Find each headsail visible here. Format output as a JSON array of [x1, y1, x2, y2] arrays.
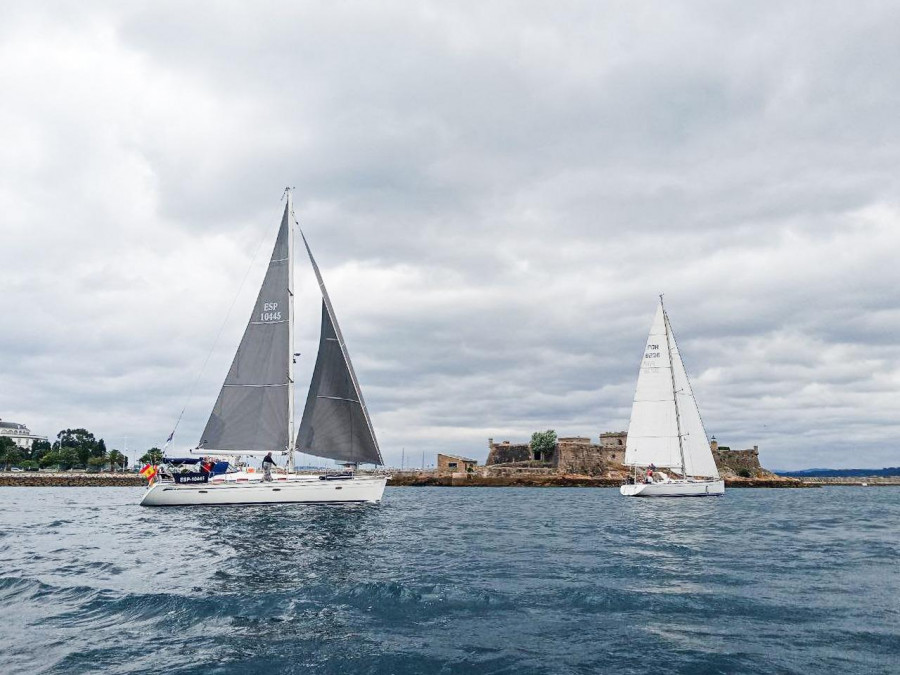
[[199, 204, 291, 452], [668, 312, 719, 478], [295, 232, 383, 465], [624, 301, 719, 478]]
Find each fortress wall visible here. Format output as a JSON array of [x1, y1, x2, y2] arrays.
[[713, 448, 767, 478], [486, 441, 532, 465]]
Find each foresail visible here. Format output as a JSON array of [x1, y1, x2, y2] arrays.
[[199, 204, 291, 452], [295, 232, 383, 465], [668, 314, 719, 478], [625, 304, 683, 469]]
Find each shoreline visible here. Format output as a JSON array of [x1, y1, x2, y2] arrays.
[[1, 472, 896, 488], [385, 474, 824, 488]]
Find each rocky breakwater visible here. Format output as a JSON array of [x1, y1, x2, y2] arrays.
[[0, 472, 146, 487], [723, 476, 813, 488], [389, 470, 812, 489], [388, 472, 622, 488]]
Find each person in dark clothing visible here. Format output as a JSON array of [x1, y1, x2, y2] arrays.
[[262, 452, 276, 482]]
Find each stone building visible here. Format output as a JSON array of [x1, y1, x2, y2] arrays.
[[485, 439, 533, 466], [0, 419, 47, 450], [485, 431, 768, 477], [710, 438, 767, 477], [436, 453, 478, 475], [486, 435, 625, 476]]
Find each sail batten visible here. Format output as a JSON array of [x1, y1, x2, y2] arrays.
[[624, 302, 719, 478]]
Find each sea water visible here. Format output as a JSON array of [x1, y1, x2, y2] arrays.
[[0, 486, 897, 674]]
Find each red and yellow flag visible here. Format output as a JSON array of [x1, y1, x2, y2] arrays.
[[140, 464, 158, 483]]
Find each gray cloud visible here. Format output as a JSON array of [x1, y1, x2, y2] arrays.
[[1, 1, 899, 470]]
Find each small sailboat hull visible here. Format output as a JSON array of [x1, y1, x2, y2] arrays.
[[140, 475, 387, 507], [620, 479, 724, 497]]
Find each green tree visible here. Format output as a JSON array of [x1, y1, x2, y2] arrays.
[[139, 448, 163, 464], [57, 447, 79, 470], [0, 437, 22, 470], [530, 430, 558, 462], [87, 456, 108, 471], [39, 451, 60, 469], [92, 438, 107, 458], [108, 449, 126, 472], [29, 439, 52, 462], [55, 428, 102, 468]]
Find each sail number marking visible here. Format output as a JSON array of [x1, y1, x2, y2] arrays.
[[261, 302, 282, 322], [644, 344, 660, 359]]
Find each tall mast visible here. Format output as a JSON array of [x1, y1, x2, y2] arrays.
[[661, 295, 687, 478], [286, 187, 296, 472]]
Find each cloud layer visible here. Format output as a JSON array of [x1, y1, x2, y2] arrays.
[[2, 1, 898, 469]]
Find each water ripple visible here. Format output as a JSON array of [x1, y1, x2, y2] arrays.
[[0, 486, 897, 674]]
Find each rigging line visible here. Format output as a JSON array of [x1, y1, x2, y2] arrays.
[[165, 204, 280, 446]]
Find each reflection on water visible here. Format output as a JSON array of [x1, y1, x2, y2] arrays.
[[0, 486, 897, 674]]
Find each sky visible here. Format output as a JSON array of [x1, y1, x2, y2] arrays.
[[1, 1, 898, 470]]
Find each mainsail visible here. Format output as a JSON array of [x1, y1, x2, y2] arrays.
[[199, 204, 292, 452], [295, 231, 383, 465], [624, 301, 719, 478]]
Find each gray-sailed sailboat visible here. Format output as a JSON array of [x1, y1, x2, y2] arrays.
[[141, 190, 387, 506]]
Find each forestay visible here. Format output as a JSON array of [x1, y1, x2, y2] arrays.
[[199, 204, 291, 452], [295, 232, 383, 465]]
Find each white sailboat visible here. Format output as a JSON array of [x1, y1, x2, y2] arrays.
[[620, 297, 724, 497], [141, 190, 387, 506]]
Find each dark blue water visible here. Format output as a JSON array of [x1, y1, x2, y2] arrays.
[[0, 486, 897, 674]]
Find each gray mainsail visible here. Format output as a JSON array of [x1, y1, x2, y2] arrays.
[[200, 204, 291, 452], [295, 232, 383, 465]]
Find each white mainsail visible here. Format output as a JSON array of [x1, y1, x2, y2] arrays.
[[624, 300, 719, 479]]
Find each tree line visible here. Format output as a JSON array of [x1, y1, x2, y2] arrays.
[[0, 428, 163, 471]]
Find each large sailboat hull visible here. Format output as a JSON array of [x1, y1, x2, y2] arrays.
[[140, 475, 387, 507], [620, 479, 724, 497]]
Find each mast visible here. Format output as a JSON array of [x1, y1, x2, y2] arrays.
[[661, 295, 687, 478], [286, 187, 296, 472]]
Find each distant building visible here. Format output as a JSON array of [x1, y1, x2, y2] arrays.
[[0, 419, 48, 450], [486, 434, 626, 476], [437, 453, 478, 475], [710, 437, 766, 477]]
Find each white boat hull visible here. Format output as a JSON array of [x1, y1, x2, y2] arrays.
[[140, 475, 387, 507], [620, 479, 724, 497]]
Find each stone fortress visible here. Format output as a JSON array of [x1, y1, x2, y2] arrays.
[[482, 433, 769, 478]]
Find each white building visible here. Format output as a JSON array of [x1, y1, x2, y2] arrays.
[[0, 419, 48, 450]]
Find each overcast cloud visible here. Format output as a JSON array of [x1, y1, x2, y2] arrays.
[[1, 1, 898, 470]]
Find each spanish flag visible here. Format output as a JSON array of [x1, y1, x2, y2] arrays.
[[140, 464, 158, 483]]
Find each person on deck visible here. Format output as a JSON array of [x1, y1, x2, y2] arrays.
[[645, 463, 655, 484], [262, 452, 276, 482]]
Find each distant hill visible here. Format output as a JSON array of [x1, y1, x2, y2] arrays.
[[776, 467, 900, 478]]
